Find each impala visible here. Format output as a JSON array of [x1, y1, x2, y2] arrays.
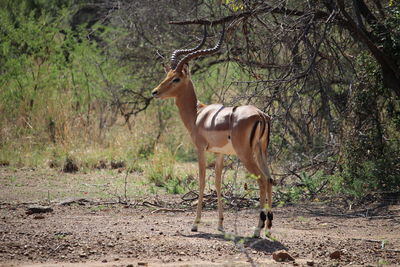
[[151, 26, 274, 238]]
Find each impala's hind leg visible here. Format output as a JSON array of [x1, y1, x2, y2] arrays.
[[265, 167, 273, 231], [234, 156, 267, 238], [230, 120, 271, 238], [253, 176, 268, 238]]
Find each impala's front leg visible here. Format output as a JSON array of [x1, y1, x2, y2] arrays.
[[192, 149, 206, 232], [215, 153, 224, 232]]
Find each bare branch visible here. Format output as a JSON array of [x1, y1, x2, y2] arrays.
[[169, 4, 332, 26]]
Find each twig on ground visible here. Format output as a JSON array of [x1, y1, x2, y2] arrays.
[[181, 190, 199, 202], [151, 208, 187, 213], [351, 238, 383, 243], [58, 198, 92, 206], [142, 201, 162, 208], [306, 209, 400, 219]]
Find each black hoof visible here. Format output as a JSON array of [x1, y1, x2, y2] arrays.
[[267, 211, 273, 228]]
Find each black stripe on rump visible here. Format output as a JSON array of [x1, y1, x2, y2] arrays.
[[259, 113, 270, 152], [249, 120, 260, 148], [260, 116, 266, 139], [264, 114, 271, 148]]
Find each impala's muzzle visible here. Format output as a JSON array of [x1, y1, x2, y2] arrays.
[[152, 89, 159, 98]]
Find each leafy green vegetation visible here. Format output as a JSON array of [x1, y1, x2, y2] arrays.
[[0, 0, 399, 202]]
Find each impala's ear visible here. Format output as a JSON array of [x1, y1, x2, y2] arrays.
[[163, 64, 171, 74], [182, 63, 190, 76]]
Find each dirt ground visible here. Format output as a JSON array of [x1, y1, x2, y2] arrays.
[[1, 168, 399, 266]]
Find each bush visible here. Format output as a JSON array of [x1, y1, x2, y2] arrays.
[[336, 52, 400, 198]]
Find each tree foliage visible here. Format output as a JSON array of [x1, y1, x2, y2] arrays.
[[0, 0, 399, 198]]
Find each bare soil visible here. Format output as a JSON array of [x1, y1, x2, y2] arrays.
[[1, 168, 399, 266]]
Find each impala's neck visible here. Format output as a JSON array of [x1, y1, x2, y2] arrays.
[[175, 80, 198, 133]]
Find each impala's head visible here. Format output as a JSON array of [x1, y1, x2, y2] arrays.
[[152, 25, 225, 99], [151, 64, 191, 99]]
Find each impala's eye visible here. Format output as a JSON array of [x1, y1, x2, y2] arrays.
[[172, 78, 180, 83]]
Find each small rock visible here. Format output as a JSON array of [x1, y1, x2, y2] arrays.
[[126, 265, 134, 267], [329, 250, 342, 260], [272, 250, 295, 262], [33, 215, 45, 219], [137, 262, 148, 266], [101, 259, 107, 263], [307, 260, 314, 266]]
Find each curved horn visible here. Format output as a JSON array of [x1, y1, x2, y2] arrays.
[[175, 24, 225, 73], [170, 25, 207, 69]]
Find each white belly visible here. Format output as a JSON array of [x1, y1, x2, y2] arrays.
[[207, 140, 236, 155]]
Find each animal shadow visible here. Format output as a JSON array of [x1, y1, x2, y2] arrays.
[[180, 231, 287, 253]]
